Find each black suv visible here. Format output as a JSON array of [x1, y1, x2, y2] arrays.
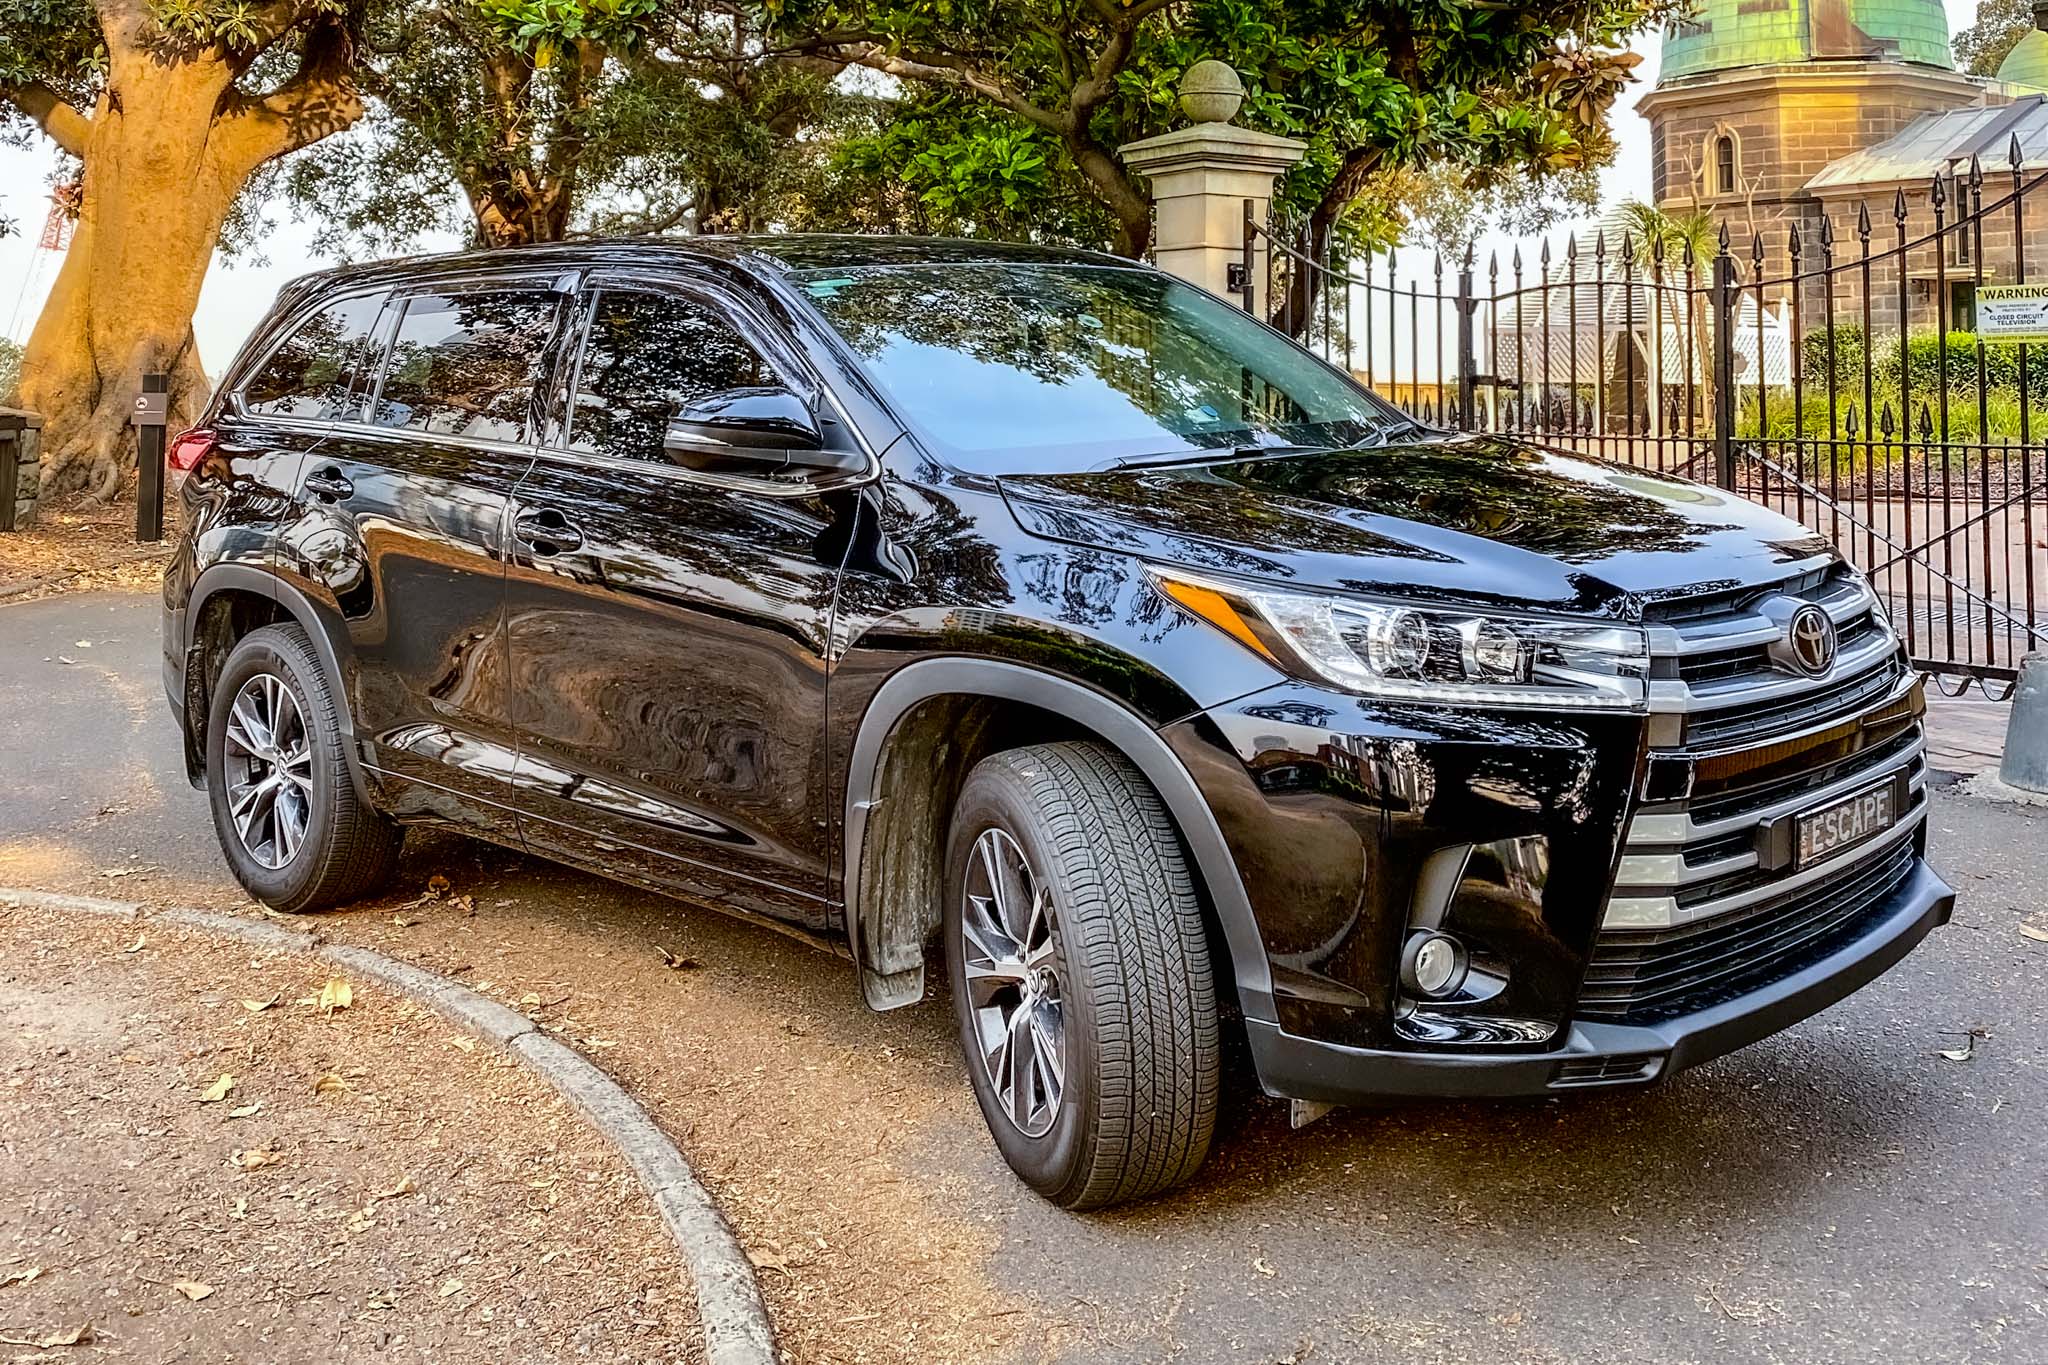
[[163, 237, 1955, 1208]]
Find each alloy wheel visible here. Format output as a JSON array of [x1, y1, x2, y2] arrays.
[[221, 672, 314, 870], [960, 826, 1067, 1138]]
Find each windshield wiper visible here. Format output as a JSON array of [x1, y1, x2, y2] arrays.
[[1348, 415, 1432, 449]]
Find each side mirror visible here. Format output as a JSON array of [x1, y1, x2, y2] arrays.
[[662, 386, 864, 477]]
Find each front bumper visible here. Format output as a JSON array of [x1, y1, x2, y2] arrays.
[[1246, 857, 1954, 1102]]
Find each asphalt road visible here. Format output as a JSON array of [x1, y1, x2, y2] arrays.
[[4, 590, 2044, 1365]]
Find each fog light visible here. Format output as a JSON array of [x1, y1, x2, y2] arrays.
[[1401, 930, 1469, 1000]]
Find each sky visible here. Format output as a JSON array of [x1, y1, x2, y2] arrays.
[[0, 0, 1991, 378]]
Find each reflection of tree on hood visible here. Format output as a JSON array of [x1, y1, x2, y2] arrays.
[[1231, 441, 1730, 562]]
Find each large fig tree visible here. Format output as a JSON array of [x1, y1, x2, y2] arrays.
[[768, 0, 1668, 281], [2, 0, 370, 500]]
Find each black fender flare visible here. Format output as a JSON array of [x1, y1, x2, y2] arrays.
[[183, 562, 378, 809], [841, 657, 1276, 1025]]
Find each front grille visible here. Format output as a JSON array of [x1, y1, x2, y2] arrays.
[[1587, 566, 1929, 1026], [1583, 837, 1917, 1023], [1684, 653, 1904, 749]]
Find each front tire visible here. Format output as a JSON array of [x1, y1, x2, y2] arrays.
[[204, 624, 402, 912], [945, 742, 1220, 1209]]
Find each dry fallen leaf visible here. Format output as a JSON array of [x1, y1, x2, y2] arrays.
[[318, 979, 353, 1014], [198, 1074, 235, 1103], [393, 914, 420, 928], [581, 1037, 619, 1050], [172, 1281, 215, 1302], [227, 1102, 262, 1119], [241, 994, 280, 1013], [234, 1147, 283, 1170], [0, 1266, 43, 1289], [2020, 924, 2048, 944], [438, 1278, 464, 1299], [371, 1175, 415, 1202], [313, 1073, 350, 1095], [447, 1036, 476, 1053], [122, 932, 146, 952], [0, 1322, 95, 1349], [1253, 1256, 1276, 1277]]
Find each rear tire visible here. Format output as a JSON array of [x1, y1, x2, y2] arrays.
[[945, 741, 1220, 1209], [205, 623, 402, 912]]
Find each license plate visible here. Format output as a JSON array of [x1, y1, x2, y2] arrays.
[[1795, 780, 1898, 869]]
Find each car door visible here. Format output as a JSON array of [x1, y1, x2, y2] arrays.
[[282, 277, 572, 839], [501, 275, 865, 927]]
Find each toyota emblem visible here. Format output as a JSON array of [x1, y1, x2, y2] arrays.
[[1787, 604, 1837, 676]]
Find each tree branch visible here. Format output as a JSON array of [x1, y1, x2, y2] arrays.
[[0, 81, 92, 158], [812, 38, 1064, 134]]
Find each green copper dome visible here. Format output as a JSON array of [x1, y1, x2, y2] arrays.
[[1998, 28, 2048, 91], [1661, 0, 1955, 81]]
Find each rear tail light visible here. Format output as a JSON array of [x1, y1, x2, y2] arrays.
[[167, 427, 217, 472]]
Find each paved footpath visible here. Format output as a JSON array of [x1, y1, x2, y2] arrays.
[[5, 590, 2046, 1365]]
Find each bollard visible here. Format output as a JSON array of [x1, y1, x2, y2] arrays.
[[133, 372, 168, 543], [2001, 653, 2048, 795]]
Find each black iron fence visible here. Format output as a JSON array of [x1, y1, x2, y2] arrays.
[[1245, 150, 2048, 687]]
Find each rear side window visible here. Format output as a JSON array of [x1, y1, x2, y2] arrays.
[[239, 293, 384, 421], [567, 289, 771, 463], [370, 289, 562, 442]]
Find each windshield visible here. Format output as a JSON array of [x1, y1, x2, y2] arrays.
[[791, 262, 1405, 473]]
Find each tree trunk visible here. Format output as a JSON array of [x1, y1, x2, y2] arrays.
[[17, 55, 246, 500], [15, 18, 358, 503]]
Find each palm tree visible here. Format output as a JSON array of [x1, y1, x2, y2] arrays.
[[1616, 199, 1721, 435]]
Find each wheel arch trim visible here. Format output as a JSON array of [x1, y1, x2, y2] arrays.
[[842, 657, 1275, 1024], [183, 562, 376, 809]]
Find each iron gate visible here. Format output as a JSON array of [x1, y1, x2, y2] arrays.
[[1243, 151, 2048, 687]]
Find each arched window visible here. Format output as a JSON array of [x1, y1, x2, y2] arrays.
[[1715, 135, 1737, 195]]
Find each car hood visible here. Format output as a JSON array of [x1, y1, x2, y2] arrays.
[[997, 435, 1836, 620]]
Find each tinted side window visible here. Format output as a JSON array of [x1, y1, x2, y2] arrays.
[[568, 289, 770, 463], [239, 293, 384, 421], [372, 290, 561, 442]]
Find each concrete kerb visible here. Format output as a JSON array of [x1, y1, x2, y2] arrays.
[[0, 886, 779, 1365]]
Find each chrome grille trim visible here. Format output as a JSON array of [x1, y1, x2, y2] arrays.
[[1642, 574, 1874, 659], [1603, 800, 1925, 930], [1584, 566, 1929, 1018], [1622, 733, 1927, 850], [1644, 629, 1898, 717]]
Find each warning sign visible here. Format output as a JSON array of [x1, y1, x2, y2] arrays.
[[1976, 283, 2048, 341]]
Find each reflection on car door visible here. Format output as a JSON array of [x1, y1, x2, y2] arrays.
[[221, 289, 388, 577], [281, 281, 570, 840], [502, 280, 858, 927]]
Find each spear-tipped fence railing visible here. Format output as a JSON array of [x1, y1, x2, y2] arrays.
[[1244, 146, 2048, 685]]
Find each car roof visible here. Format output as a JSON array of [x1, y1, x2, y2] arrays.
[[287, 233, 1140, 298]]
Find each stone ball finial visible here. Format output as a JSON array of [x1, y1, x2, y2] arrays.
[[1179, 60, 1244, 124]]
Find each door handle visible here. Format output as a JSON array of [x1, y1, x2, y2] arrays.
[[513, 507, 585, 556], [303, 467, 353, 501]]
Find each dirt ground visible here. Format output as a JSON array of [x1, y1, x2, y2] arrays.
[[0, 493, 175, 604], [0, 903, 701, 1363]]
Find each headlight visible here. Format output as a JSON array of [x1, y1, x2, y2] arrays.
[[1149, 567, 1649, 712]]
